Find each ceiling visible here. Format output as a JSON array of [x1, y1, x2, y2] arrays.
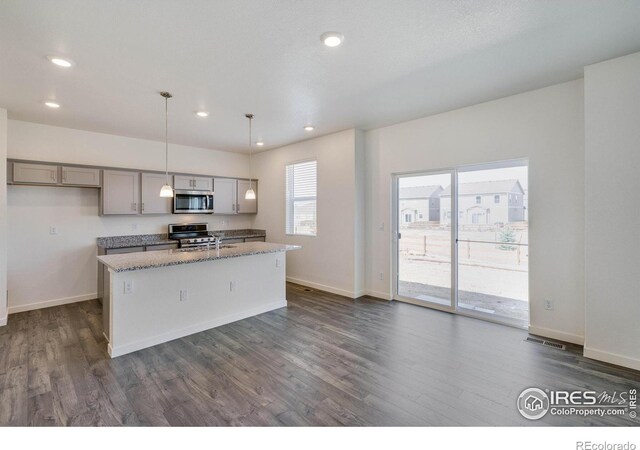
[[1, 0, 640, 153]]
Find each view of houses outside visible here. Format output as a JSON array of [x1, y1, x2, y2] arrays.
[[398, 166, 528, 325]]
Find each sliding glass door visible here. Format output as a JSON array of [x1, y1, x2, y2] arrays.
[[396, 171, 454, 310], [395, 161, 529, 327], [456, 164, 528, 327]]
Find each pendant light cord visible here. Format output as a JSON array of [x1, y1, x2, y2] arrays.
[[165, 95, 169, 183], [247, 114, 253, 189]]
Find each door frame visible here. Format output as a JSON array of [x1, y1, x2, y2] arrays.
[[392, 168, 457, 314], [391, 158, 529, 329]]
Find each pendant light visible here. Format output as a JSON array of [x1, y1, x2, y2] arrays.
[[159, 91, 174, 198], [244, 113, 256, 200]]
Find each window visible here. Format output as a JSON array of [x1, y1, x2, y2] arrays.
[[475, 196, 481, 204], [494, 195, 500, 204], [286, 160, 317, 236], [405, 214, 412, 223]]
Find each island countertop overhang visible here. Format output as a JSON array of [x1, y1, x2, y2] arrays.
[[97, 241, 301, 273]]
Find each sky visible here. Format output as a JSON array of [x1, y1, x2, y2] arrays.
[[398, 165, 528, 191]]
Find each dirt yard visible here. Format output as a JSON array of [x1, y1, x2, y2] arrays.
[[398, 224, 528, 322]]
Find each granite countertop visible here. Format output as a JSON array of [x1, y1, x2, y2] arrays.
[[97, 241, 300, 272], [96, 229, 267, 249]]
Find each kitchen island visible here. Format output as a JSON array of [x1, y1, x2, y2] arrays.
[[97, 241, 300, 357]]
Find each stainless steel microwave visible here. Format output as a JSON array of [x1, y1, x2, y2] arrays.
[[173, 190, 214, 214]]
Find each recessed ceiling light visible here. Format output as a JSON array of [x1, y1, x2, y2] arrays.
[[256, 141, 264, 146], [195, 111, 209, 117], [320, 32, 344, 47], [45, 101, 60, 108], [304, 125, 315, 131], [47, 56, 74, 67]]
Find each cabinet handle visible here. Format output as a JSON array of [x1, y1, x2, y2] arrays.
[[141, 203, 145, 212], [131, 202, 136, 211], [232, 204, 235, 211], [61, 171, 66, 182], [237, 203, 240, 213]]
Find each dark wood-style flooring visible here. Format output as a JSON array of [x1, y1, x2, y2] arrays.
[[1, 283, 638, 426]]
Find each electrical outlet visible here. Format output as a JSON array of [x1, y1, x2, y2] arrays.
[[131, 223, 138, 231], [229, 281, 235, 292], [49, 226, 58, 235], [221, 220, 227, 226], [379, 222, 385, 231], [545, 299, 554, 311], [276, 258, 281, 268], [179, 289, 188, 302], [123, 280, 134, 294], [378, 272, 384, 281]]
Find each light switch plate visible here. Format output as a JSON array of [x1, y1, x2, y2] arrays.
[[123, 280, 134, 294]]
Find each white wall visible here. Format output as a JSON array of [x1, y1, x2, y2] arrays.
[[584, 52, 640, 370], [6, 121, 252, 313], [252, 129, 365, 297], [365, 80, 586, 344], [8, 120, 249, 177], [0, 109, 7, 326]]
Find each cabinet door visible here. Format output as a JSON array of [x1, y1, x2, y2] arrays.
[[145, 243, 178, 251], [102, 170, 140, 215], [13, 162, 58, 184], [173, 175, 193, 190], [106, 246, 144, 254], [236, 179, 258, 214], [193, 176, 213, 191], [213, 178, 237, 214], [141, 172, 172, 214], [61, 166, 100, 186]]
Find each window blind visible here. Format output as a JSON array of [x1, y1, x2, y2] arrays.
[[286, 160, 317, 236]]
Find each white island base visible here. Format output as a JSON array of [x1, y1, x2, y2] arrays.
[[104, 251, 287, 358]]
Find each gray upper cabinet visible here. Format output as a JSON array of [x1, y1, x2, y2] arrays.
[[193, 176, 212, 191], [237, 179, 258, 214], [174, 175, 213, 191], [173, 175, 193, 190], [12, 162, 58, 184], [213, 178, 237, 214], [141, 172, 172, 214], [102, 170, 140, 215], [61, 166, 100, 186]]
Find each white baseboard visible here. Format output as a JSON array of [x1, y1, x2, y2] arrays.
[[584, 346, 640, 371], [363, 289, 393, 301], [0, 313, 7, 327], [8, 292, 97, 314], [528, 325, 584, 345], [286, 277, 359, 299], [109, 300, 287, 358]]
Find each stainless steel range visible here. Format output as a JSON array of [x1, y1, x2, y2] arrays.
[[168, 222, 220, 248]]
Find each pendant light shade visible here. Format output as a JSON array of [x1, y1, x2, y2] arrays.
[[159, 91, 173, 198], [160, 183, 174, 197], [245, 188, 256, 200], [245, 113, 255, 200]]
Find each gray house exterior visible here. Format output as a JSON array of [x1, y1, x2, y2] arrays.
[[440, 180, 525, 225], [399, 185, 443, 224]]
